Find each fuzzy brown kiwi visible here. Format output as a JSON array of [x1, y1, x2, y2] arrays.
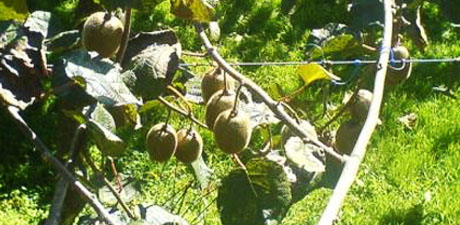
[[349, 89, 373, 122], [175, 128, 203, 163], [280, 119, 318, 148], [145, 123, 177, 162], [386, 45, 412, 85], [205, 90, 235, 130], [213, 109, 252, 154], [335, 119, 362, 155], [82, 12, 124, 58], [201, 68, 235, 104]]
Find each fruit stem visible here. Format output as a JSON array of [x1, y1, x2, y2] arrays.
[[280, 101, 301, 124], [116, 8, 131, 64], [231, 83, 244, 116], [167, 85, 194, 116]]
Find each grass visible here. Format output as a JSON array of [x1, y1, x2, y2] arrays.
[[1, 0, 460, 224]]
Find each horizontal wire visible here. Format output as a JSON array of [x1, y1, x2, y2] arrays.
[[180, 57, 460, 67]]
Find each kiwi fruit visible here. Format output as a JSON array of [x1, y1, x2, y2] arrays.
[[386, 45, 412, 85], [349, 89, 373, 122], [175, 128, 203, 163], [201, 68, 235, 104], [280, 119, 318, 148], [145, 123, 177, 162], [205, 90, 235, 130], [82, 12, 124, 58], [335, 119, 362, 155], [213, 109, 252, 154]]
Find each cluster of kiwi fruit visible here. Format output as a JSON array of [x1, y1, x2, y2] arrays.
[[202, 67, 252, 154], [145, 123, 203, 163], [82, 12, 124, 58], [335, 89, 373, 154]]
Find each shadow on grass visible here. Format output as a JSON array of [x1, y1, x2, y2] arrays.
[[430, 126, 460, 160], [379, 203, 424, 225]]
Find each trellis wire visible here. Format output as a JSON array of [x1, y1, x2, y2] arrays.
[[180, 57, 460, 67]]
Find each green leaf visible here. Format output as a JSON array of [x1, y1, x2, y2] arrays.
[[108, 104, 142, 130], [61, 109, 86, 124], [296, 63, 340, 86], [218, 159, 292, 225], [54, 50, 142, 107], [170, 0, 215, 22], [98, 176, 140, 206], [0, 0, 28, 21], [284, 137, 325, 173], [307, 23, 362, 59], [188, 155, 213, 190], [126, 44, 179, 100], [24, 11, 62, 39], [45, 30, 81, 53], [89, 103, 116, 132], [87, 118, 126, 157]]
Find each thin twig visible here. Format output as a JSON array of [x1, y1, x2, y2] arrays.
[[5, 106, 118, 225], [194, 23, 344, 163], [318, 0, 393, 224], [82, 153, 138, 220], [182, 51, 208, 57], [116, 8, 132, 63], [158, 96, 209, 129]]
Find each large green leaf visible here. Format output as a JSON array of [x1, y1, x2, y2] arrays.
[[97, 0, 143, 10], [54, 50, 142, 107], [24, 11, 62, 39], [0, 0, 28, 21], [170, 0, 215, 22], [218, 159, 292, 225], [87, 118, 126, 157]]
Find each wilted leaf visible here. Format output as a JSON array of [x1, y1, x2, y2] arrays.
[[24, 11, 61, 39], [284, 137, 325, 173], [0, 0, 28, 21], [45, 30, 81, 53], [0, 20, 46, 110], [87, 118, 126, 157], [297, 63, 340, 86], [188, 155, 213, 190], [170, 0, 215, 22], [398, 112, 417, 129], [54, 50, 142, 107], [218, 159, 292, 225]]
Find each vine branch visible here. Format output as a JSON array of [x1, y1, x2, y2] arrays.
[[5, 106, 118, 225], [194, 23, 345, 163], [318, 0, 394, 224], [116, 8, 132, 63]]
